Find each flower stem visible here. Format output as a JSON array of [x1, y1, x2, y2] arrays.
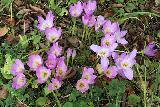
[[52, 91, 61, 107], [72, 18, 76, 36], [82, 25, 86, 40]]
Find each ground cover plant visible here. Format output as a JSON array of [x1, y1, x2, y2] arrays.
[[0, 0, 160, 107]]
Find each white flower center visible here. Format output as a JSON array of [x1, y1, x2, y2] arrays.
[[98, 48, 109, 57]]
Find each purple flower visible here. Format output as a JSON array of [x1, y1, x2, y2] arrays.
[[12, 73, 26, 90], [76, 79, 89, 93], [48, 78, 61, 91], [11, 59, 25, 76], [47, 42, 62, 57], [81, 67, 96, 84], [45, 54, 57, 70], [45, 27, 62, 43], [115, 49, 137, 80], [37, 11, 54, 31], [103, 20, 119, 35], [90, 44, 117, 70], [144, 42, 157, 57], [27, 55, 43, 71], [69, 1, 83, 17], [114, 30, 128, 45], [56, 57, 67, 79], [101, 34, 117, 48], [103, 66, 118, 78], [82, 14, 90, 25], [67, 48, 73, 59], [95, 15, 105, 31], [36, 66, 51, 84], [88, 15, 96, 27], [83, 0, 97, 15]]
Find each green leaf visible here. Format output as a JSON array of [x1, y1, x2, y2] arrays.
[[44, 86, 51, 96], [59, 8, 68, 16], [116, 0, 124, 3], [125, 2, 136, 11], [33, 35, 41, 45], [1, 54, 13, 79], [68, 0, 77, 5], [69, 89, 80, 102], [31, 80, 38, 88], [128, 94, 140, 105], [36, 97, 48, 106], [63, 102, 73, 107], [108, 79, 126, 96], [80, 101, 87, 107]]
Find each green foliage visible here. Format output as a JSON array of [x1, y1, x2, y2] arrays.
[[0, 0, 12, 12], [125, 2, 136, 12], [128, 94, 140, 106], [108, 79, 126, 96], [63, 102, 73, 107], [116, 0, 124, 3], [36, 97, 48, 106], [1, 54, 13, 79], [69, 89, 80, 102]]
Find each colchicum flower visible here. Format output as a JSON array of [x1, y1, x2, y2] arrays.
[[27, 55, 43, 71], [144, 42, 157, 57], [95, 15, 105, 31], [11, 59, 25, 75], [48, 78, 62, 91], [76, 79, 89, 93], [101, 34, 117, 48], [37, 11, 54, 31], [115, 49, 137, 80], [88, 15, 96, 27], [45, 27, 62, 43], [83, 0, 97, 15], [103, 20, 119, 35], [82, 14, 90, 25], [90, 44, 117, 70], [56, 57, 67, 79], [67, 48, 73, 60], [103, 66, 118, 78], [47, 42, 62, 57], [69, 1, 83, 17], [36, 66, 51, 84], [114, 30, 128, 45], [45, 54, 57, 70], [12, 73, 26, 90], [81, 67, 96, 84]]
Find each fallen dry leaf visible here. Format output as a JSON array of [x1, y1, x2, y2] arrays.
[[0, 26, 8, 37], [17, 9, 31, 15], [0, 87, 8, 100], [63, 68, 77, 80], [113, 3, 123, 8], [7, 18, 16, 26], [30, 5, 46, 16]]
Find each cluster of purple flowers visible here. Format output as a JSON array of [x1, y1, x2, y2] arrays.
[[69, 0, 137, 80], [11, 59, 26, 89], [10, 0, 158, 93], [76, 67, 96, 93], [37, 11, 62, 43], [10, 11, 77, 91]]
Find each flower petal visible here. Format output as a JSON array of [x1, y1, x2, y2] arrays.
[[101, 57, 109, 71], [123, 68, 133, 80]]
